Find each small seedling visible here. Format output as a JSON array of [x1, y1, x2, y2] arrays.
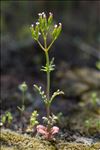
[[85, 119, 91, 129], [91, 92, 99, 107], [90, 92, 100, 115], [1, 111, 13, 128], [30, 12, 64, 140], [30, 110, 39, 127], [18, 82, 28, 115], [85, 118, 100, 134]]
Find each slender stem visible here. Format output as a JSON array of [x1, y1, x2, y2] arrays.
[[37, 40, 45, 51], [22, 91, 25, 107], [45, 51, 50, 101], [44, 38, 50, 121], [47, 39, 55, 51]]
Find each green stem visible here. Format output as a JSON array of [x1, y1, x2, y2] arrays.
[[45, 51, 50, 101], [22, 91, 25, 107], [37, 40, 45, 51], [47, 39, 55, 51], [44, 38, 50, 121]]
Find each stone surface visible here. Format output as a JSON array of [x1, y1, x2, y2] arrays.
[[55, 64, 100, 98]]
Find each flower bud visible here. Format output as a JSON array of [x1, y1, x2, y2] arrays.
[[34, 23, 40, 40], [19, 82, 28, 92], [38, 13, 42, 16], [36, 22, 40, 25], [48, 12, 53, 26], [54, 24, 58, 28], [56, 23, 62, 38], [31, 24, 34, 27], [52, 25, 58, 40]]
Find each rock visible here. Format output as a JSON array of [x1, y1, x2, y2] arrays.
[[55, 64, 100, 98], [68, 108, 100, 135], [81, 91, 100, 102]]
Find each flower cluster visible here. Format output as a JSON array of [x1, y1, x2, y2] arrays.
[[30, 12, 62, 48]]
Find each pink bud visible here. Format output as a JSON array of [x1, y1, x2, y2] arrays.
[[36, 125, 47, 135], [36, 125, 59, 140], [51, 126, 59, 135]]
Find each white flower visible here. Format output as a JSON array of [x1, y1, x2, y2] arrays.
[[54, 24, 57, 28], [31, 24, 34, 27], [59, 23, 62, 26], [36, 22, 40, 25]]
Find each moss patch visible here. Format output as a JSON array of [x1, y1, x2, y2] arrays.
[[0, 129, 55, 150], [0, 129, 100, 150]]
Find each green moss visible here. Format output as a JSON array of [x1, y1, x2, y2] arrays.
[[1, 145, 17, 150], [0, 129, 55, 150], [0, 129, 100, 150], [57, 142, 100, 150]]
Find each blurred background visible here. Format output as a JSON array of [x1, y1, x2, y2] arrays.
[[1, 1, 100, 113]]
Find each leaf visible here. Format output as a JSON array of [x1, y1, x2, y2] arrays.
[[1, 115, 6, 124], [34, 84, 48, 104], [17, 105, 25, 112], [50, 89, 64, 104], [41, 57, 55, 72]]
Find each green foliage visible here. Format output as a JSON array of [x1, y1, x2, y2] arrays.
[[41, 57, 55, 72], [30, 12, 62, 52], [17, 105, 25, 113], [31, 12, 64, 131], [30, 111, 39, 127], [1, 111, 13, 125], [42, 114, 58, 126], [34, 84, 47, 104], [52, 23, 62, 40], [85, 118, 100, 131], [84, 119, 91, 129], [91, 92, 99, 107], [50, 89, 64, 104], [33, 85, 64, 106]]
